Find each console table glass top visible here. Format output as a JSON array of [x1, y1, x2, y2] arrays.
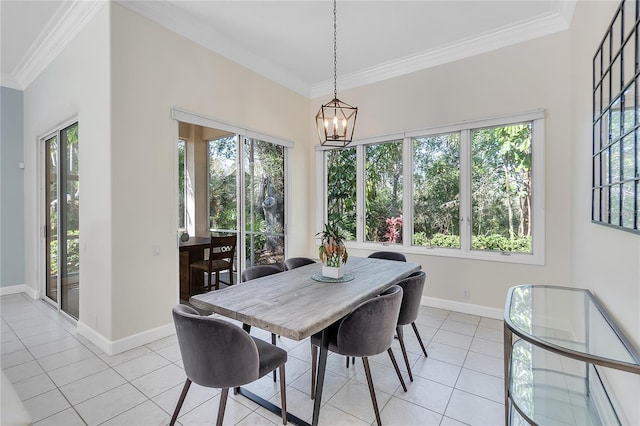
[[505, 285, 640, 371], [503, 285, 640, 426]]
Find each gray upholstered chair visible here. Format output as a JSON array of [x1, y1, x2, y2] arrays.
[[283, 257, 316, 270], [346, 250, 406, 369], [310, 286, 406, 426], [395, 270, 428, 382], [241, 264, 284, 381], [171, 304, 287, 426], [368, 251, 407, 262], [241, 264, 284, 281]]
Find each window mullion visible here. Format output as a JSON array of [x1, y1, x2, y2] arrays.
[[402, 136, 412, 247], [356, 144, 365, 243], [315, 150, 327, 234], [459, 129, 472, 254]]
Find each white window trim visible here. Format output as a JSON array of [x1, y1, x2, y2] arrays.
[[317, 110, 545, 266]]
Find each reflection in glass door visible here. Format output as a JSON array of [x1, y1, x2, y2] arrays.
[[206, 135, 286, 268], [244, 138, 285, 266], [44, 122, 80, 319]]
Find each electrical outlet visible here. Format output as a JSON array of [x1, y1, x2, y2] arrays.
[[463, 288, 470, 299], [152, 245, 161, 256]]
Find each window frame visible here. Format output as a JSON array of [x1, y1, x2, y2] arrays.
[[317, 110, 545, 265]]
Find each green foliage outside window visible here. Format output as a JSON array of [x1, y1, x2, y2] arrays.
[[413, 133, 460, 248], [365, 141, 403, 242], [325, 120, 534, 254], [472, 123, 532, 253], [327, 147, 357, 238]]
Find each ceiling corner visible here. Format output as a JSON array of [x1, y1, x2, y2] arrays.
[[12, 0, 105, 90]]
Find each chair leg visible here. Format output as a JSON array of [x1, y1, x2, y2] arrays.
[[272, 333, 277, 382], [170, 379, 191, 426], [387, 347, 407, 392], [362, 357, 382, 426], [216, 388, 229, 426], [346, 356, 356, 368], [310, 344, 317, 399], [214, 271, 219, 291], [279, 364, 287, 425], [396, 326, 413, 382], [229, 267, 234, 286], [411, 322, 428, 357]]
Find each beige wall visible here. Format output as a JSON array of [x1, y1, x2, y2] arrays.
[[569, 2, 640, 424], [108, 4, 311, 341], [23, 4, 113, 338], [310, 31, 573, 311]]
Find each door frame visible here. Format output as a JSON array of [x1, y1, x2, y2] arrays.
[[38, 116, 80, 322]]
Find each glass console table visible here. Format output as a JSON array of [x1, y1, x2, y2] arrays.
[[504, 285, 640, 425]]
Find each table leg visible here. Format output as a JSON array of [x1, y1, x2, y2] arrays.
[[504, 323, 512, 425], [312, 329, 329, 426]]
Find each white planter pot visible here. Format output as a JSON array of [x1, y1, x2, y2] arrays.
[[322, 265, 345, 279]]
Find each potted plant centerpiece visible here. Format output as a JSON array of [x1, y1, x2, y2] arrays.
[[317, 221, 349, 278]]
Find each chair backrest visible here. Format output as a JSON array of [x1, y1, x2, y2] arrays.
[[172, 304, 260, 388], [283, 257, 316, 271], [336, 285, 403, 357], [241, 264, 283, 281], [395, 271, 426, 326], [368, 251, 407, 262], [208, 235, 237, 262]]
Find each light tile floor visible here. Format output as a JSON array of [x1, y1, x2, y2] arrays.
[[1, 293, 505, 425]]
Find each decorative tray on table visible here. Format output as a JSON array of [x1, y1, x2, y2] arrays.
[[311, 273, 355, 283]]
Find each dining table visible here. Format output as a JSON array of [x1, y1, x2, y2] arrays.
[[189, 256, 421, 426]]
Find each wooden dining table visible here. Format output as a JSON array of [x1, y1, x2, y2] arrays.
[[189, 256, 421, 426]]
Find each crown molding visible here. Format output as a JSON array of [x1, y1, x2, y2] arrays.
[[0, 72, 22, 91], [118, 0, 311, 97], [310, 1, 577, 99], [9, 0, 576, 98], [12, 0, 106, 90]]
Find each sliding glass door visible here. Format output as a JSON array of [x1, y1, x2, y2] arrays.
[[178, 116, 289, 284], [43, 122, 80, 319], [243, 138, 285, 266], [206, 135, 286, 268]]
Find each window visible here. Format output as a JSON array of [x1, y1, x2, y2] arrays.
[[327, 147, 356, 238], [365, 141, 403, 243], [471, 123, 533, 253], [208, 135, 238, 233], [319, 111, 545, 264], [592, 0, 640, 234], [412, 133, 460, 249]]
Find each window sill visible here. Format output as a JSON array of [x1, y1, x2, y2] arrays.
[[345, 241, 544, 266]]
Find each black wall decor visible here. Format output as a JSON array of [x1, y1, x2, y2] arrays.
[[593, 0, 640, 234]]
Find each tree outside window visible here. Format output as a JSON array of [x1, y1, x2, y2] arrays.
[[327, 147, 356, 239], [365, 141, 403, 243], [322, 113, 541, 261], [471, 123, 532, 253], [412, 133, 460, 248]]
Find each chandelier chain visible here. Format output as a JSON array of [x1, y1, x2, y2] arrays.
[[333, 0, 337, 100]]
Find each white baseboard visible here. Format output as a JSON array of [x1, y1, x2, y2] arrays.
[[77, 321, 176, 356], [422, 296, 503, 320], [0, 284, 40, 299]]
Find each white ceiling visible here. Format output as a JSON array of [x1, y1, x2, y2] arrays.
[[1, 0, 575, 97]]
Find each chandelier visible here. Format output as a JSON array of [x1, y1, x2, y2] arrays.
[[315, 0, 357, 148]]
